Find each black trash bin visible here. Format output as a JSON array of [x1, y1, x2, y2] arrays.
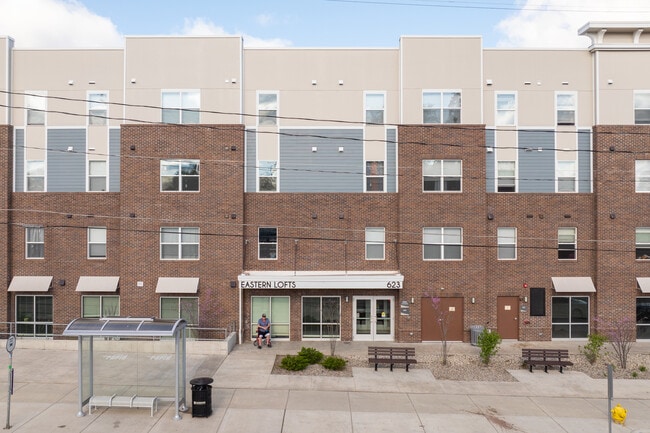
[[190, 377, 214, 418]]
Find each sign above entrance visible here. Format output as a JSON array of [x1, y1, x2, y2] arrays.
[[238, 271, 404, 290]]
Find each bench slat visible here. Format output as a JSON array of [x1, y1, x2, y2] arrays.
[[522, 348, 573, 373], [368, 346, 418, 372]]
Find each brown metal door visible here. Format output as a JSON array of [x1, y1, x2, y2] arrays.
[[421, 297, 464, 341], [497, 296, 519, 339]]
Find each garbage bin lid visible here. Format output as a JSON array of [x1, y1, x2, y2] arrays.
[[190, 377, 214, 386]]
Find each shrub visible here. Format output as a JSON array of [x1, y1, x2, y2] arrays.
[[321, 356, 347, 371], [579, 333, 607, 365], [477, 328, 501, 365], [632, 371, 638, 378], [639, 365, 647, 372], [280, 354, 309, 371], [298, 347, 324, 364]]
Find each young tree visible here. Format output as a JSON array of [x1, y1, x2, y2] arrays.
[[322, 297, 341, 356], [596, 316, 635, 369], [429, 295, 453, 365]]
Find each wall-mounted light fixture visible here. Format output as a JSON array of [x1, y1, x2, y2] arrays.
[[130, 78, 136, 84], [345, 296, 349, 303], [230, 281, 237, 288], [311, 146, 317, 152], [410, 297, 415, 304], [67, 80, 74, 86], [610, 212, 616, 219], [311, 213, 317, 219], [311, 79, 317, 85], [338, 79, 344, 85], [130, 145, 136, 151], [487, 213, 494, 220], [485, 79, 493, 85], [471, 297, 475, 304], [58, 279, 66, 286], [88, 80, 96, 85]]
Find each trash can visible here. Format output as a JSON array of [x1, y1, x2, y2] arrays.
[[470, 325, 484, 346], [190, 377, 213, 418]]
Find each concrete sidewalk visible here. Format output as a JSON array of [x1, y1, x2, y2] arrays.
[[1, 340, 649, 432]]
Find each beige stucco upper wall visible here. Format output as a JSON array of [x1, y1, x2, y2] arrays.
[[0, 37, 11, 124], [400, 36, 482, 124], [12, 49, 124, 127], [243, 48, 399, 127], [124, 36, 242, 124], [483, 49, 593, 127]]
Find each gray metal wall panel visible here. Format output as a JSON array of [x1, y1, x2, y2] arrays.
[[518, 130, 555, 192], [14, 128, 24, 192], [485, 129, 495, 192], [109, 128, 120, 192], [47, 129, 86, 192], [577, 129, 592, 193], [280, 129, 363, 192], [387, 128, 397, 193], [245, 129, 257, 192]]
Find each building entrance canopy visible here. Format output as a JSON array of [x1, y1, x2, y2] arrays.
[[238, 271, 404, 290]]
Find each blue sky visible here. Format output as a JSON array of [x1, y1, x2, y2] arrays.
[[2, 0, 650, 49]]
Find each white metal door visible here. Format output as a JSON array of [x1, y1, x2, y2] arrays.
[[353, 296, 394, 341]]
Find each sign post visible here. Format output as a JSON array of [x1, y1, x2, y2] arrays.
[[607, 364, 613, 433], [5, 335, 15, 430]]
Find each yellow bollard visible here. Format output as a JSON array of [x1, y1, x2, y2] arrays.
[[611, 403, 627, 425]]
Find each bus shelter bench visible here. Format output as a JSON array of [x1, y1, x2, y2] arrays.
[[521, 348, 574, 373], [368, 346, 417, 372], [89, 394, 158, 416]]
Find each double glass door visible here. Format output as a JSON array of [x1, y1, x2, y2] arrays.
[[353, 296, 393, 341]]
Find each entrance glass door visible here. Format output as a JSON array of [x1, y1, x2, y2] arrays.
[[353, 296, 393, 341]]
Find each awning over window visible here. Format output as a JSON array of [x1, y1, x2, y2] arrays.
[[238, 271, 404, 290], [75, 276, 120, 292], [8, 276, 53, 292], [551, 277, 596, 293], [637, 277, 650, 293], [156, 277, 199, 294]]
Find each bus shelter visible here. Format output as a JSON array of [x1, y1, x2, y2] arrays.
[[63, 317, 187, 420]]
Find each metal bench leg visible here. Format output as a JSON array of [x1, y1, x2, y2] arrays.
[[544, 365, 548, 373], [390, 363, 394, 372], [529, 365, 533, 373], [406, 363, 409, 372], [374, 363, 378, 371]]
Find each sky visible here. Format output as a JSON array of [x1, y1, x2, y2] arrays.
[[1, 0, 650, 50]]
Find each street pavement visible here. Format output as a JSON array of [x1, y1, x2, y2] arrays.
[[1, 339, 650, 433]]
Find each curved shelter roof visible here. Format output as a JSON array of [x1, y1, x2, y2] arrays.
[[63, 317, 186, 338]]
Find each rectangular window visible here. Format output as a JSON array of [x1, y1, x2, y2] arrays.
[[26, 160, 45, 192], [423, 91, 461, 124], [636, 228, 650, 259], [365, 161, 385, 192], [530, 287, 546, 316], [251, 296, 290, 339], [634, 92, 650, 125], [259, 227, 277, 259], [16, 295, 53, 337], [496, 93, 516, 126], [637, 297, 650, 339], [556, 92, 576, 125], [25, 91, 46, 125], [365, 92, 385, 124], [26, 226, 44, 259], [161, 297, 199, 326], [551, 296, 589, 339], [258, 160, 278, 192], [88, 92, 108, 125], [88, 160, 107, 191], [497, 227, 516, 260], [497, 161, 516, 192], [302, 296, 341, 339], [258, 92, 278, 126], [161, 160, 200, 192], [636, 160, 650, 192], [422, 159, 461, 192], [82, 295, 119, 318], [365, 227, 385, 260], [160, 227, 199, 260], [558, 227, 577, 260], [88, 227, 107, 259], [423, 227, 462, 260], [161, 91, 199, 124], [557, 160, 576, 192]]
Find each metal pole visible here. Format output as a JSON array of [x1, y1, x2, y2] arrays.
[[5, 353, 12, 430], [607, 364, 613, 433]]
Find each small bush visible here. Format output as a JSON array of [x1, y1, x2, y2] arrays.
[[298, 347, 324, 364], [280, 354, 309, 371], [477, 328, 501, 365], [639, 365, 647, 372], [579, 333, 607, 365], [632, 371, 638, 378], [321, 356, 347, 371]]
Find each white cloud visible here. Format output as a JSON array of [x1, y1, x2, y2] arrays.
[[255, 13, 274, 27], [0, 0, 123, 48], [181, 17, 291, 48], [496, 0, 650, 48]]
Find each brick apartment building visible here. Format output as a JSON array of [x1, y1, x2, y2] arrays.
[[1, 22, 650, 344]]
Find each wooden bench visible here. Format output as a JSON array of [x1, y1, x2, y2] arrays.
[[368, 346, 417, 372], [89, 394, 158, 416], [521, 348, 574, 373]]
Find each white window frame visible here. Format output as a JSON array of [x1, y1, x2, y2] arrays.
[[160, 159, 200, 192], [88, 227, 107, 259], [160, 227, 200, 260], [88, 160, 107, 192], [258, 160, 278, 192], [365, 160, 385, 192], [161, 90, 200, 124], [257, 91, 279, 126], [258, 227, 278, 260], [558, 227, 577, 260], [556, 92, 576, 126], [88, 91, 108, 126], [634, 91, 650, 125], [365, 227, 385, 260], [26, 160, 45, 192], [636, 228, 650, 260], [497, 160, 516, 192], [495, 92, 516, 126], [25, 91, 46, 125], [422, 159, 462, 192], [364, 91, 385, 124], [82, 295, 120, 318], [497, 227, 517, 260], [25, 225, 44, 259], [423, 227, 463, 261], [636, 160, 650, 192], [556, 160, 577, 193], [422, 90, 461, 124]]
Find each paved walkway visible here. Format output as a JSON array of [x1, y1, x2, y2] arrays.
[[1, 340, 650, 432]]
